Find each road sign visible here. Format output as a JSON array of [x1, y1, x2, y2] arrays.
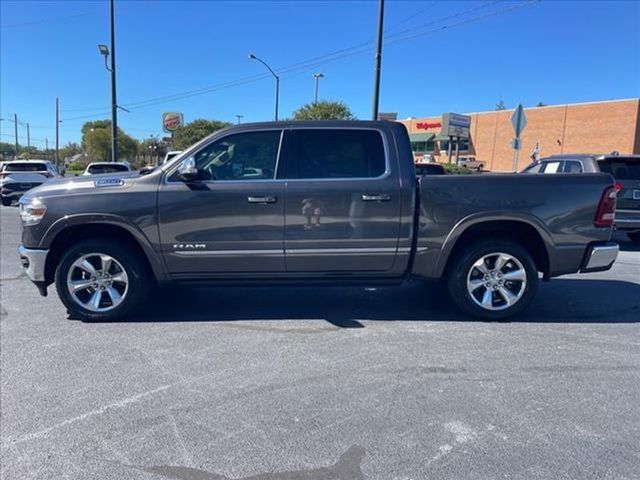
[[511, 104, 527, 137], [511, 138, 522, 150], [442, 112, 471, 139]]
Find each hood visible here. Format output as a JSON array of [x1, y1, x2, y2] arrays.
[[20, 170, 144, 202]]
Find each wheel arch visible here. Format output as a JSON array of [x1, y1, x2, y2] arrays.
[[42, 217, 168, 286], [438, 215, 553, 279]]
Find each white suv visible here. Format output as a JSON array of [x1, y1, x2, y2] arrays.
[[0, 160, 60, 206]]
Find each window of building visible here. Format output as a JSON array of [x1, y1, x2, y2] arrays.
[[411, 140, 435, 153], [290, 129, 386, 179], [439, 139, 469, 152]]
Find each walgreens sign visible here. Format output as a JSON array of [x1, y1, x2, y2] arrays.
[[416, 121, 441, 130]]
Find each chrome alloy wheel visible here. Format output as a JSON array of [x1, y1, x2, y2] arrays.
[[466, 252, 527, 311], [66, 253, 129, 312]]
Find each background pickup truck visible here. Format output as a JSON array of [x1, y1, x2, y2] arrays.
[[18, 121, 619, 321]]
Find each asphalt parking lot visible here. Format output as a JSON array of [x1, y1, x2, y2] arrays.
[[1, 205, 639, 480]]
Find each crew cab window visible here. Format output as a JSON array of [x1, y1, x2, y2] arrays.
[[288, 129, 386, 179], [187, 130, 281, 181], [563, 160, 583, 173], [542, 161, 561, 173]]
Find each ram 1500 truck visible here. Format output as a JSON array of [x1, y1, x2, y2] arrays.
[[18, 121, 619, 321]]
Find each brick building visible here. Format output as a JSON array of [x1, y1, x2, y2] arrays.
[[399, 98, 640, 172]]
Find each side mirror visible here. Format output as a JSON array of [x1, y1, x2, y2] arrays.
[[177, 157, 198, 182], [139, 165, 156, 176]]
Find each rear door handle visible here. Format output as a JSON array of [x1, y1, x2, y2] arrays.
[[361, 193, 391, 202], [247, 195, 277, 204]]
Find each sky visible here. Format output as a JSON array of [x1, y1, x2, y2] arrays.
[[1, 0, 639, 148]]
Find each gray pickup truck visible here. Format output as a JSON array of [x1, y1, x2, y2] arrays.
[[18, 121, 619, 321]]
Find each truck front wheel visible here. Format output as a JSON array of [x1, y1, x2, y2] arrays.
[[447, 239, 538, 320], [55, 239, 150, 321]]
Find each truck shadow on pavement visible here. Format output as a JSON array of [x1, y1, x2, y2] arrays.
[[91, 278, 640, 326]]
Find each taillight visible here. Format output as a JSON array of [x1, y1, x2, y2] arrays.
[[615, 183, 622, 192], [594, 185, 617, 228]]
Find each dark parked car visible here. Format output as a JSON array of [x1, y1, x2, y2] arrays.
[[522, 153, 640, 242], [415, 163, 446, 175], [18, 121, 618, 321]]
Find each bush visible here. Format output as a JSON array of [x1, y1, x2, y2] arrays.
[[442, 163, 473, 175], [66, 161, 85, 171]]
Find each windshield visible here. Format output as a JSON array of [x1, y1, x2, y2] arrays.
[[87, 164, 129, 174], [4, 163, 47, 172], [598, 159, 640, 180]]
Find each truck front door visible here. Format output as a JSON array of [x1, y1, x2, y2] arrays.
[[158, 129, 285, 275], [282, 128, 402, 273]]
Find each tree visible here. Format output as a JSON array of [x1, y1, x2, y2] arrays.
[[172, 119, 230, 150], [0, 142, 16, 160], [59, 142, 82, 162], [292, 100, 355, 120], [495, 99, 506, 111], [81, 120, 138, 161], [536, 101, 546, 107]]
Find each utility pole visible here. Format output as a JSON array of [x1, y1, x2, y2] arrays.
[[46, 138, 49, 159], [109, 0, 118, 162], [313, 73, 324, 104], [371, 0, 385, 120], [14, 113, 19, 154], [55, 97, 60, 167], [236, 114, 243, 124], [26, 122, 30, 148]]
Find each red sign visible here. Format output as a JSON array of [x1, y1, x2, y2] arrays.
[[162, 112, 183, 133], [416, 121, 441, 130]]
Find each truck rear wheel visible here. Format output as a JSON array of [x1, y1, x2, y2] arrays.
[[55, 239, 150, 321], [447, 239, 538, 320]]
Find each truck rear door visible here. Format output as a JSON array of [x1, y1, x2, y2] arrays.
[[281, 127, 402, 273]]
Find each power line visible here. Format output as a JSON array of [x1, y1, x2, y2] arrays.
[[60, 0, 538, 121]]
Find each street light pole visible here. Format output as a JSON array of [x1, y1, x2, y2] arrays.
[[109, 0, 118, 162], [371, 0, 385, 120], [55, 98, 59, 167], [313, 73, 324, 104], [249, 53, 279, 121], [14, 113, 19, 154], [26, 122, 30, 148]]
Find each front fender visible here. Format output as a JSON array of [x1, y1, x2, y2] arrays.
[[40, 213, 170, 283]]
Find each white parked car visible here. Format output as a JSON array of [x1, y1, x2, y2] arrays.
[[83, 162, 132, 175], [162, 151, 183, 165], [0, 160, 60, 206]]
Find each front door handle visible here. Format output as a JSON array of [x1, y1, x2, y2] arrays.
[[247, 195, 277, 204], [361, 193, 391, 202]]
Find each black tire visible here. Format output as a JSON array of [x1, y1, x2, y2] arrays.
[[1, 196, 11, 206], [55, 239, 150, 321], [446, 239, 538, 320], [627, 232, 640, 243]]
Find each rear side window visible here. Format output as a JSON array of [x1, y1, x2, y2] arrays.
[[289, 129, 386, 179], [598, 159, 640, 180], [5, 163, 47, 172], [563, 160, 583, 173], [88, 164, 129, 174]]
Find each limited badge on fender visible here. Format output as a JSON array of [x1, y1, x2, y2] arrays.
[[94, 178, 125, 188]]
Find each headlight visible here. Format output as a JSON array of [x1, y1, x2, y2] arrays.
[[19, 198, 47, 226]]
